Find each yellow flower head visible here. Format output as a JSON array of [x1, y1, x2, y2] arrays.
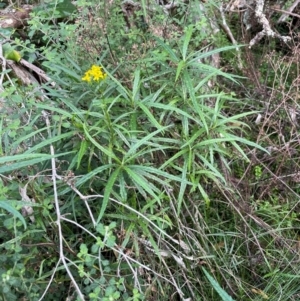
[[82, 65, 107, 82]]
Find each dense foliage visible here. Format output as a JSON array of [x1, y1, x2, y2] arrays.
[[1, 0, 300, 300]]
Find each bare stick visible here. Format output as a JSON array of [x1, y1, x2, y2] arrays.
[[42, 111, 85, 301], [277, 0, 300, 24], [249, 0, 291, 48], [219, 3, 243, 70]]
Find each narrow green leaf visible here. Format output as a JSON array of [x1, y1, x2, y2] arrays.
[[10, 127, 47, 151], [0, 200, 27, 229], [58, 164, 114, 195], [130, 165, 191, 184], [131, 170, 160, 197], [139, 221, 162, 260], [182, 115, 189, 137], [194, 169, 222, 183], [202, 267, 236, 301], [0, 153, 52, 164], [215, 111, 259, 127], [124, 167, 160, 203], [192, 44, 245, 62], [102, 68, 130, 100], [192, 135, 267, 156], [118, 172, 127, 202], [141, 84, 166, 103], [50, 63, 81, 81], [197, 154, 226, 183], [182, 25, 193, 60], [62, 98, 86, 117], [97, 167, 121, 223], [175, 60, 185, 82], [83, 123, 120, 163], [183, 71, 208, 133], [154, 37, 179, 62], [132, 68, 140, 102], [65, 53, 82, 71], [177, 159, 188, 215], [180, 127, 207, 149], [191, 61, 241, 83], [76, 139, 88, 169], [160, 148, 187, 170], [147, 102, 200, 124], [142, 69, 172, 82], [194, 70, 220, 92], [0, 152, 72, 174], [221, 132, 269, 153], [131, 167, 172, 189], [140, 0, 147, 17], [24, 132, 76, 154], [36, 103, 79, 119], [230, 140, 250, 162], [0, 117, 3, 156], [119, 223, 135, 254], [124, 145, 170, 162], [198, 183, 210, 207], [129, 111, 137, 141], [137, 102, 162, 130], [124, 126, 171, 161]]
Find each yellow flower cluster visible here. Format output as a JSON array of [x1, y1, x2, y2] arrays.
[[82, 65, 107, 82]]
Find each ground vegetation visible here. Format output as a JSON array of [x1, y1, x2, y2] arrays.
[[1, 0, 300, 300]]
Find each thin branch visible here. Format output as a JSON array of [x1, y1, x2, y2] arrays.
[[65, 185, 188, 251], [219, 2, 243, 70], [60, 216, 175, 285], [43, 111, 85, 301], [0, 39, 9, 92], [38, 259, 62, 301], [277, 0, 300, 23], [20, 58, 55, 86], [56, 174, 96, 227]]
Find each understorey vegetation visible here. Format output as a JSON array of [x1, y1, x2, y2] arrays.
[[1, 0, 300, 300]]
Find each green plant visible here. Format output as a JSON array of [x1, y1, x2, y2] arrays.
[[1, 1, 300, 301], [202, 267, 235, 301]]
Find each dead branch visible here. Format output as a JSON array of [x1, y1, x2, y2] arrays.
[[249, 0, 291, 48], [277, 0, 300, 24], [219, 3, 243, 70]]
